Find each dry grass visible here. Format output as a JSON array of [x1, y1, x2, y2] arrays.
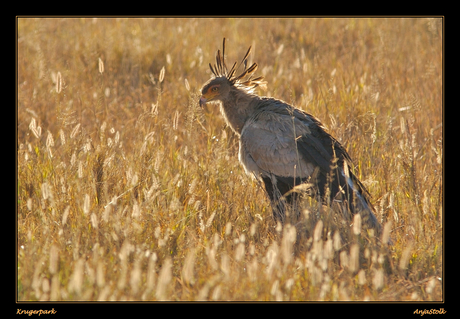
[[17, 17, 443, 301]]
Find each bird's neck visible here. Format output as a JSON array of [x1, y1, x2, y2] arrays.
[[220, 88, 259, 135]]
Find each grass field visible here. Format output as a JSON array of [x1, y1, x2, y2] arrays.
[[17, 17, 443, 301]]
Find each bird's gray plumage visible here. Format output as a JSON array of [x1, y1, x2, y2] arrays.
[[200, 38, 381, 232]]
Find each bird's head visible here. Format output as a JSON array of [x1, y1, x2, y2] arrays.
[[199, 38, 266, 107], [199, 76, 232, 107]]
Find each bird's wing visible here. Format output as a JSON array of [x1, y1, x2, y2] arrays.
[[240, 98, 378, 228], [240, 99, 371, 198], [240, 99, 341, 181], [240, 108, 315, 181]]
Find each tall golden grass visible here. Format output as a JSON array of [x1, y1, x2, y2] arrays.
[[17, 17, 442, 301]]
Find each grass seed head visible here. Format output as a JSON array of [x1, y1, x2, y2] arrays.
[[159, 66, 165, 83], [49, 245, 59, 275], [382, 221, 392, 245], [55, 71, 62, 93], [98, 58, 104, 74], [352, 213, 362, 235], [83, 194, 90, 215]]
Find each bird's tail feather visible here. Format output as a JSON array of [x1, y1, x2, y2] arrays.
[[337, 168, 381, 233]]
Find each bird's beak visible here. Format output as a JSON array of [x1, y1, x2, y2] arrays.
[[199, 96, 207, 107]]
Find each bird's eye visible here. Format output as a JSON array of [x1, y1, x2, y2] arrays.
[[211, 86, 219, 92]]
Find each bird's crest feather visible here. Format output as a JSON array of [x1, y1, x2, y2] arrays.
[[209, 38, 267, 92]]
